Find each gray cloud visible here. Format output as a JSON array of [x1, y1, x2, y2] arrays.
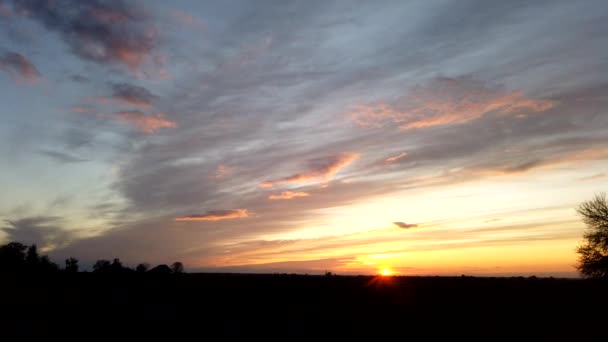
[[2, 216, 73, 249], [10, 0, 158, 68], [108, 82, 158, 108], [393, 222, 418, 229], [38, 149, 88, 163], [0, 50, 40, 81]]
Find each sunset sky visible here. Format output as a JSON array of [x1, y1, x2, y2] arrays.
[[1, 0, 607, 276]]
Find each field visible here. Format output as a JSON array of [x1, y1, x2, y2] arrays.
[[2, 273, 606, 340]]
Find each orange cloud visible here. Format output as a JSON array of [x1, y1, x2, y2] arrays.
[[269, 191, 311, 200], [112, 110, 176, 133], [352, 78, 557, 130], [260, 153, 360, 187], [175, 209, 250, 221], [215, 164, 236, 179], [385, 152, 408, 163]]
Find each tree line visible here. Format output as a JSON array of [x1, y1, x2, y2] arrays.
[[0, 241, 184, 274]]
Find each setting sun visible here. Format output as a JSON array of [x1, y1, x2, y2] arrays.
[[380, 268, 393, 276]]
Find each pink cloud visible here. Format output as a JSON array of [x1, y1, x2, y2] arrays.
[[112, 110, 176, 133], [269, 191, 311, 200], [0, 51, 41, 83], [260, 153, 360, 187], [175, 209, 250, 221], [352, 78, 557, 130], [215, 164, 236, 179]]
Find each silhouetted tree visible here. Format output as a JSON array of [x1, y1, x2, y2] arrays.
[[0, 242, 27, 272], [111, 258, 124, 272], [136, 263, 149, 272], [576, 193, 608, 278], [149, 264, 172, 274], [65, 257, 79, 273], [171, 262, 184, 274], [93, 259, 112, 273], [25, 244, 40, 266], [39, 255, 59, 272]]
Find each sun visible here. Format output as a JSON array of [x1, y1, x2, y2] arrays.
[[380, 268, 393, 276]]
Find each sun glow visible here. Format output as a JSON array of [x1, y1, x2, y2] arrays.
[[380, 268, 393, 276]]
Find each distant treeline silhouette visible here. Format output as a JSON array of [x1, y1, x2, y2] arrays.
[[0, 241, 184, 274]]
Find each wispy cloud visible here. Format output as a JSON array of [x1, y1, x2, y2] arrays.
[[0, 51, 40, 82], [215, 164, 236, 179], [261, 153, 360, 187], [578, 173, 607, 181], [175, 209, 250, 221], [269, 191, 311, 200], [111, 110, 176, 133], [393, 222, 418, 229], [352, 78, 556, 130], [385, 152, 408, 164], [103, 83, 159, 108], [11, 0, 158, 69], [38, 150, 88, 163]]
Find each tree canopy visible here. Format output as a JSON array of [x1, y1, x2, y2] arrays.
[[576, 193, 608, 278]]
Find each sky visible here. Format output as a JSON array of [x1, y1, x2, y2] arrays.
[[0, 0, 607, 277]]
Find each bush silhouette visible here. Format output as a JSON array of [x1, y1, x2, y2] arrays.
[[171, 262, 184, 274], [576, 193, 608, 278], [65, 257, 79, 273], [149, 264, 172, 274], [136, 263, 149, 272]]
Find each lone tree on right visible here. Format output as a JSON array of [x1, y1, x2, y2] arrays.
[[576, 193, 608, 278]]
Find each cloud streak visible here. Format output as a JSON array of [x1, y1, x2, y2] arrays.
[[261, 153, 360, 187], [352, 78, 556, 130], [111, 110, 176, 133], [175, 209, 250, 221], [269, 191, 311, 200]]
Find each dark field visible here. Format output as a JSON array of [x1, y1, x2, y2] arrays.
[[3, 273, 606, 340]]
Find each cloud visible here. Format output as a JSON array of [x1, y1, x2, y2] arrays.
[[352, 78, 556, 130], [104, 83, 159, 108], [579, 173, 607, 182], [393, 222, 418, 229], [38, 149, 88, 163], [11, 0, 158, 69], [261, 153, 360, 187], [385, 152, 408, 164], [111, 110, 176, 133], [0, 51, 40, 82], [269, 191, 311, 200], [175, 209, 250, 221], [215, 164, 236, 179], [2, 216, 73, 250]]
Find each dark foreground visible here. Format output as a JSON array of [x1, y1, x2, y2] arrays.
[[2, 273, 606, 340]]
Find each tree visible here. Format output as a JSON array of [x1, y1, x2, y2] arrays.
[[65, 257, 79, 273], [148, 264, 172, 274], [0, 242, 27, 272], [93, 259, 112, 273], [576, 193, 608, 278], [171, 262, 184, 274], [136, 263, 149, 272], [26, 244, 40, 265]]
